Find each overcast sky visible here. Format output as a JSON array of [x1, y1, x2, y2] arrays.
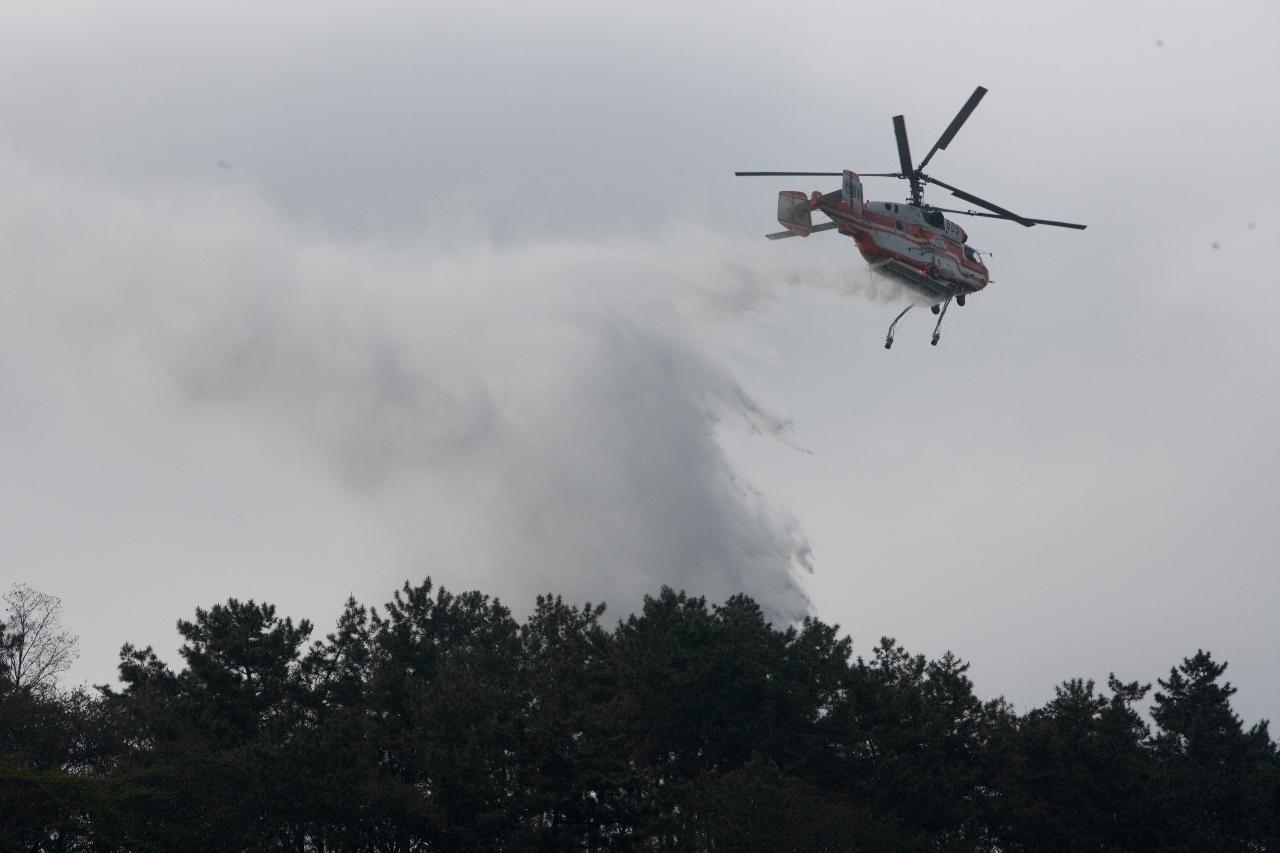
[[1, 1, 1277, 724]]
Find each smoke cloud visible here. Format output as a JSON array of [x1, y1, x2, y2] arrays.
[[0, 151, 868, 653]]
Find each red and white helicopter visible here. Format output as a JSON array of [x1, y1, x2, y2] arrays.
[[736, 86, 1086, 348]]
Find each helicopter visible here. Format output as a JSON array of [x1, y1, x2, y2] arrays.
[[736, 86, 1086, 348]]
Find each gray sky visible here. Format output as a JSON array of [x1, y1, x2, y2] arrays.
[[1, 1, 1277, 724]]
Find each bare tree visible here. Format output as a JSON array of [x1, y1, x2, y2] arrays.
[[1, 583, 79, 694]]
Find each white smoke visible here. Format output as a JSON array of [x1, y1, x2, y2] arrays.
[[0, 152, 883, 632]]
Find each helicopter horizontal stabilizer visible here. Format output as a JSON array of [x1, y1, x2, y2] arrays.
[[766, 221, 838, 240]]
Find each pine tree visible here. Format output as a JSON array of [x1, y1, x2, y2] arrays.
[[1149, 650, 1276, 851]]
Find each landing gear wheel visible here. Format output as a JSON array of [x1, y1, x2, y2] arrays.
[[884, 340, 892, 350], [931, 334, 940, 346], [931, 304, 941, 315], [956, 294, 966, 307]]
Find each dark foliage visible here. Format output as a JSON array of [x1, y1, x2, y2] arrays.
[[1, 581, 1276, 851]]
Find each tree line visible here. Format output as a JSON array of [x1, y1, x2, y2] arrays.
[[2, 578, 1277, 851]]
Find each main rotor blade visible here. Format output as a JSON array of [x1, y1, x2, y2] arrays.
[[932, 207, 1087, 230], [917, 86, 987, 172], [734, 171, 904, 178], [925, 176, 1034, 227], [892, 116, 914, 178]]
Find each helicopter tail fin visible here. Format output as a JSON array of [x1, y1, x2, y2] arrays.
[[842, 170, 864, 214], [776, 191, 813, 236]]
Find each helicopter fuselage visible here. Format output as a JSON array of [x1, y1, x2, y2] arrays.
[[777, 171, 989, 304]]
